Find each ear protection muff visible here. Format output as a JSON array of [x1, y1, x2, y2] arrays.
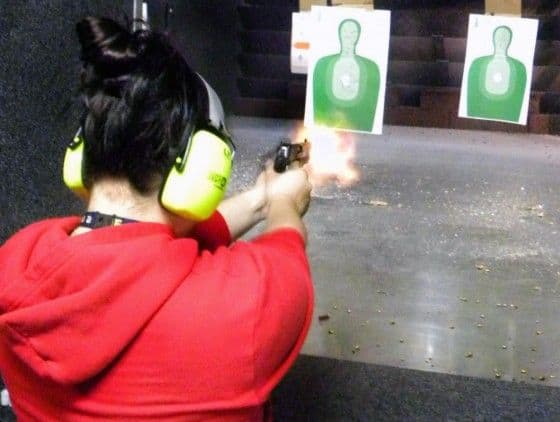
[[159, 125, 234, 221], [63, 127, 89, 199], [159, 74, 235, 221], [63, 74, 235, 221]]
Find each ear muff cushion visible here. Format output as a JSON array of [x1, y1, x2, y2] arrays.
[[160, 129, 233, 221], [63, 134, 89, 199]]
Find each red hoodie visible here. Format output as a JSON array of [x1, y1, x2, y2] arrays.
[[0, 214, 313, 421]]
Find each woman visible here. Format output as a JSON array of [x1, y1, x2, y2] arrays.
[[0, 17, 313, 421]]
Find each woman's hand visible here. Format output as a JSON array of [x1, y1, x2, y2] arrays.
[[264, 163, 312, 217], [262, 162, 312, 243]]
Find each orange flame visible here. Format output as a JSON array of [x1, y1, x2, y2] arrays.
[[294, 126, 360, 187]]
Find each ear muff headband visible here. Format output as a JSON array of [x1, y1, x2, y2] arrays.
[[158, 73, 235, 221]]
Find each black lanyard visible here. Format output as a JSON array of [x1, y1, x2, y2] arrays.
[[80, 212, 137, 229]]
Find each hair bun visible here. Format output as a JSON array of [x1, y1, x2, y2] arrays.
[[76, 17, 139, 79], [132, 30, 178, 78]]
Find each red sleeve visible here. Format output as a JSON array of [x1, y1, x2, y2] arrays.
[[240, 228, 314, 399], [190, 211, 232, 252]]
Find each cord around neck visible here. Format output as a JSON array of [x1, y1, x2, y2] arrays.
[[80, 211, 138, 229]]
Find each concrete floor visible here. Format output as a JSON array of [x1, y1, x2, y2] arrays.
[[228, 116, 560, 387]]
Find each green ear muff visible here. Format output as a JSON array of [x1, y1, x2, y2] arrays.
[[160, 129, 234, 222], [63, 129, 89, 199]]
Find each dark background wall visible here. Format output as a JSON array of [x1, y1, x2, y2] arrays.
[[0, 0, 130, 243], [164, 0, 239, 113]]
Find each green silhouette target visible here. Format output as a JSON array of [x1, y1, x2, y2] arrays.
[[467, 26, 527, 122], [312, 19, 380, 132]]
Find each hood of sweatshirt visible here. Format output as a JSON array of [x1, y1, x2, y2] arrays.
[[0, 217, 198, 385]]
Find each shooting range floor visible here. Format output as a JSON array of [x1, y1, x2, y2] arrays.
[[228, 116, 560, 420]]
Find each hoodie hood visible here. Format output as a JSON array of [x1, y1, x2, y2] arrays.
[[0, 217, 198, 385]]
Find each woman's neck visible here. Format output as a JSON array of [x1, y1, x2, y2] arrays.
[[72, 178, 195, 236], [86, 178, 167, 222]]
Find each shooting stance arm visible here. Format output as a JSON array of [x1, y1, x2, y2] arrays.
[[217, 182, 267, 240]]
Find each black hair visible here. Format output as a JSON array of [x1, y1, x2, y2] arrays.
[[76, 17, 199, 194]]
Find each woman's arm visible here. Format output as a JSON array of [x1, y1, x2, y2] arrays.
[[217, 182, 267, 240]]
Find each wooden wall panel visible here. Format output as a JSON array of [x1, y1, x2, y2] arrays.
[[485, 0, 521, 16]]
